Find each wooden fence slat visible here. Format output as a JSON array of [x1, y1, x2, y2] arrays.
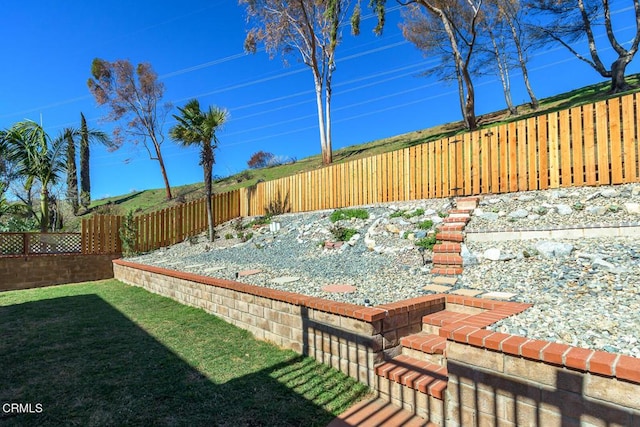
[[595, 101, 611, 184], [559, 109, 572, 187], [623, 95, 638, 182], [609, 97, 624, 184], [548, 112, 560, 188], [570, 107, 585, 187], [527, 118, 538, 190], [517, 119, 528, 191], [508, 122, 518, 192]]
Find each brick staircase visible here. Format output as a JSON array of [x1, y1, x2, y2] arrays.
[[371, 296, 530, 426], [431, 197, 479, 276]]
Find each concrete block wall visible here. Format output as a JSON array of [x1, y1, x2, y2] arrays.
[[113, 259, 445, 386], [0, 254, 120, 291], [113, 259, 640, 426], [443, 327, 640, 426]]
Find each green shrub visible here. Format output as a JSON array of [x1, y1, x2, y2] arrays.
[[240, 232, 253, 242], [330, 225, 358, 241], [225, 233, 233, 240], [119, 210, 138, 257], [404, 208, 424, 218], [389, 210, 404, 218], [573, 202, 585, 211], [418, 219, 434, 230], [438, 211, 448, 218], [415, 235, 437, 251], [330, 208, 369, 222], [264, 189, 290, 217]]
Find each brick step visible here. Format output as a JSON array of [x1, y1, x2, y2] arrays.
[[456, 197, 480, 211], [435, 231, 464, 242], [375, 355, 448, 400], [401, 332, 447, 354], [431, 254, 463, 266], [448, 209, 473, 215], [442, 216, 470, 224], [327, 397, 436, 427], [432, 242, 461, 253], [422, 310, 471, 334], [430, 266, 463, 276], [436, 223, 465, 232]]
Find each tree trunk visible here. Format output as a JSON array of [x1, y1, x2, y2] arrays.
[[461, 67, 477, 130], [610, 56, 632, 93], [40, 186, 49, 232], [80, 113, 91, 209], [324, 78, 333, 165], [313, 77, 331, 165], [66, 135, 79, 215], [203, 143, 215, 242]]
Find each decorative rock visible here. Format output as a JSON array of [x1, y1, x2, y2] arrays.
[[508, 209, 529, 219], [535, 241, 573, 258], [385, 224, 400, 234], [431, 216, 444, 224], [601, 189, 619, 198], [479, 212, 500, 221], [527, 214, 541, 221], [632, 186, 640, 197], [322, 284, 357, 293], [624, 202, 640, 215], [556, 204, 573, 215], [518, 194, 536, 202], [347, 233, 361, 246], [483, 248, 515, 261], [586, 206, 607, 216], [592, 259, 628, 274], [461, 243, 478, 266], [414, 230, 428, 239]]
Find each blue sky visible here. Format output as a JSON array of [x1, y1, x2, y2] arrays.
[[1, 1, 638, 200]]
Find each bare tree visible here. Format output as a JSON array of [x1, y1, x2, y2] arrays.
[[528, 0, 640, 93], [241, 0, 362, 165], [401, 0, 483, 130], [87, 58, 173, 199]]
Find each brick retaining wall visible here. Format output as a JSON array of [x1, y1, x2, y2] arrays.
[[112, 259, 640, 426], [0, 254, 119, 292]]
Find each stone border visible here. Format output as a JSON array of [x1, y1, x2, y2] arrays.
[[466, 224, 640, 241]]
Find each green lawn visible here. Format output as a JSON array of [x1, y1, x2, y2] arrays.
[[0, 280, 370, 426]]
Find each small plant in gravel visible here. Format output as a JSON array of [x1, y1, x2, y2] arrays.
[[608, 204, 620, 213], [264, 189, 291, 217], [232, 217, 245, 232], [225, 233, 233, 240], [238, 232, 253, 242], [247, 216, 271, 228], [402, 231, 410, 239], [533, 206, 548, 215], [389, 210, 404, 218], [403, 208, 424, 219], [415, 235, 437, 251], [417, 219, 434, 230], [330, 208, 369, 222], [573, 201, 585, 211], [438, 211, 448, 218], [330, 225, 358, 241]]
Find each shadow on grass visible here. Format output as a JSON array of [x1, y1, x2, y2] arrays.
[[0, 294, 362, 426]]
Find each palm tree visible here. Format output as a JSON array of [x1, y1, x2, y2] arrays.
[[169, 99, 228, 242], [5, 120, 65, 231], [64, 113, 110, 214]]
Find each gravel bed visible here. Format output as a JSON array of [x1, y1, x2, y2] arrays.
[[128, 184, 640, 357]]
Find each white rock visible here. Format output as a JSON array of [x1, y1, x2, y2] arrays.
[[556, 204, 573, 215], [601, 189, 619, 198], [484, 248, 502, 261], [624, 202, 640, 215], [586, 206, 607, 215], [508, 209, 529, 219], [535, 241, 573, 258]]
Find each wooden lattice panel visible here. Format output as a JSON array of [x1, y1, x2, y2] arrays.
[[28, 233, 82, 254], [0, 233, 25, 255]]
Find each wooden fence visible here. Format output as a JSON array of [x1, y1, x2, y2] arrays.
[[82, 191, 241, 254], [82, 91, 640, 253], [239, 92, 640, 216]]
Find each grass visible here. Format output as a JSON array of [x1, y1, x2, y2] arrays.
[[64, 73, 640, 230], [0, 280, 370, 426]]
